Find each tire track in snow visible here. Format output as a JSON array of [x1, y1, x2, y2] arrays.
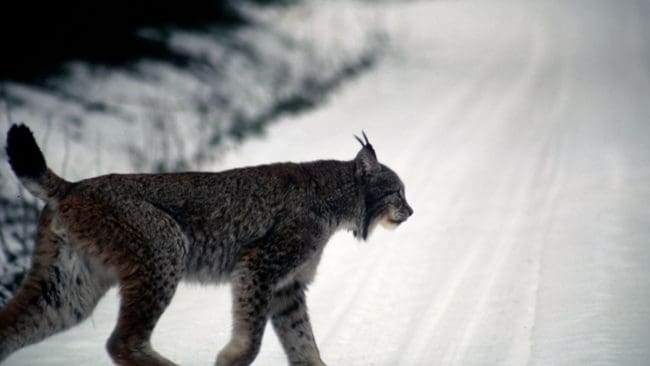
[[442, 19, 554, 365], [395, 8, 551, 364], [328, 5, 547, 363]]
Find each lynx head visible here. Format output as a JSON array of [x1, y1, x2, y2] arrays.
[[352, 132, 413, 240]]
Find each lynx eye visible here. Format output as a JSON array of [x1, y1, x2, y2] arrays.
[[379, 189, 399, 201]]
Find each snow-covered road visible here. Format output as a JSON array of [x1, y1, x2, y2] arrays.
[[6, 1, 650, 365]]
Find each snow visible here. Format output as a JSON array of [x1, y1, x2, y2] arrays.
[[0, 0, 383, 179], [5, 0, 650, 365]]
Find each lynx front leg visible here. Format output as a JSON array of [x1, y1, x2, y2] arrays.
[[217, 252, 274, 366], [217, 220, 327, 366], [271, 282, 326, 366], [0, 208, 115, 362]]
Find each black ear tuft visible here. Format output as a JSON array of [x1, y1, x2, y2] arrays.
[[354, 130, 376, 159], [354, 134, 364, 147], [354, 131, 379, 177]]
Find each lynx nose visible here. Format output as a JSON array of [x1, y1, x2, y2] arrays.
[[406, 204, 414, 217]]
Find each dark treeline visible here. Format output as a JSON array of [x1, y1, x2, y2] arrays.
[[0, 0, 291, 83], [0, 0, 382, 305]]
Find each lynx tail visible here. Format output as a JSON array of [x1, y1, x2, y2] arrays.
[[5, 123, 70, 204], [6, 124, 46, 179]]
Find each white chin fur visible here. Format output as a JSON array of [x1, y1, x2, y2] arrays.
[[380, 217, 399, 230]]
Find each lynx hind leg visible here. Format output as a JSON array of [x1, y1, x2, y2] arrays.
[[0, 208, 115, 362], [271, 281, 326, 366], [106, 261, 183, 366], [59, 197, 188, 366]]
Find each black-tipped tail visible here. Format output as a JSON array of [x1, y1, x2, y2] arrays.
[[6, 124, 46, 179]]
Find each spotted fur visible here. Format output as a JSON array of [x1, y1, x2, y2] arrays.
[[1, 124, 412, 366]]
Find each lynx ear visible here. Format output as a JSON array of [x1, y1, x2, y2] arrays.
[[354, 131, 380, 177]]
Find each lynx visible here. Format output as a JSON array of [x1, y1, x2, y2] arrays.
[[0, 124, 413, 365]]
